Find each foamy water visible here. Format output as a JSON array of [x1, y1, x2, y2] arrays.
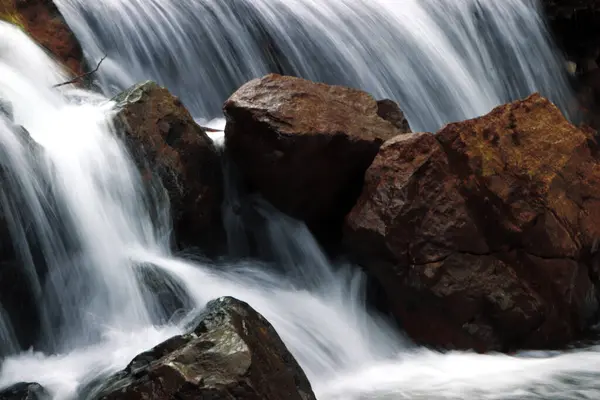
[[0, 1, 599, 399]]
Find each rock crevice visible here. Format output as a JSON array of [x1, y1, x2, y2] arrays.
[[345, 93, 600, 351]]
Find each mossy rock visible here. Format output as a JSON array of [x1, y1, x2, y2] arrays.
[[0, 0, 85, 75]]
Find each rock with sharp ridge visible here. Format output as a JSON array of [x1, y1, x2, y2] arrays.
[[376, 99, 411, 132], [0, 0, 86, 75], [345, 93, 600, 352], [223, 74, 411, 247], [93, 296, 317, 400], [0, 382, 50, 400], [113, 81, 224, 254]]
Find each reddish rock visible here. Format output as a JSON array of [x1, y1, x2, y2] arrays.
[[376, 99, 411, 133], [1, 0, 85, 75], [114, 81, 223, 253], [345, 93, 600, 351], [223, 74, 410, 244]]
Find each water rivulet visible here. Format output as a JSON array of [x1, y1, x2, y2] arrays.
[[2, 0, 600, 399]]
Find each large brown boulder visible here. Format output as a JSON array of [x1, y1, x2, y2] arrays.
[[93, 297, 316, 400], [345, 93, 600, 352], [223, 74, 410, 245], [0, 0, 85, 75], [113, 81, 223, 253]]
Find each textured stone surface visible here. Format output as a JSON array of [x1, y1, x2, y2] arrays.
[[0, 0, 85, 75], [376, 99, 411, 133], [345, 93, 600, 351], [96, 297, 316, 400], [114, 81, 223, 253], [224, 73, 410, 245], [0, 382, 50, 400]]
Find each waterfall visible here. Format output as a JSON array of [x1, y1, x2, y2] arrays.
[[54, 0, 574, 132], [1, 0, 600, 399]]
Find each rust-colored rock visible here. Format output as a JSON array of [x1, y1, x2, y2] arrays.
[[93, 297, 317, 400], [345, 93, 600, 352], [0, 0, 85, 75], [223, 74, 410, 244], [376, 99, 411, 133], [114, 81, 223, 253]]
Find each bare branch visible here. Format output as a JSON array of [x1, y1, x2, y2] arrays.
[[199, 126, 223, 132], [52, 55, 107, 88]]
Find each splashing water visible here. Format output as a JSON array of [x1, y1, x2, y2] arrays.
[[1, 0, 600, 399]]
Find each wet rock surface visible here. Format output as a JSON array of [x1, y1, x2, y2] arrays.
[[0, 382, 50, 400], [345, 93, 600, 351], [113, 81, 224, 253], [543, 0, 600, 130], [0, 0, 85, 75], [94, 296, 316, 400], [224, 73, 410, 246], [376, 99, 411, 133]]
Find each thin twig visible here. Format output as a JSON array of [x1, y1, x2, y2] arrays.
[[199, 126, 224, 132], [52, 55, 107, 88]]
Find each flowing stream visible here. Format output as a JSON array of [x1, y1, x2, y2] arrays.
[[0, 0, 599, 399]]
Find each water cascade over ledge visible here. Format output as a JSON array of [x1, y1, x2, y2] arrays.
[[55, 0, 574, 132], [2, 0, 600, 399]]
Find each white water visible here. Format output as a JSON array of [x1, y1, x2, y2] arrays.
[[54, 0, 575, 132], [0, 0, 599, 399]]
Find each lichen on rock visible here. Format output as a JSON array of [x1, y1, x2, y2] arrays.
[[345, 93, 600, 352]]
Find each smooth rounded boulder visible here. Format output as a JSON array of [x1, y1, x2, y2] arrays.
[[113, 81, 223, 253], [345, 93, 600, 352], [93, 296, 316, 400], [223, 74, 411, 245]]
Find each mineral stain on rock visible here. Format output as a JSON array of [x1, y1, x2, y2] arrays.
[[345, 93, 600, 352]]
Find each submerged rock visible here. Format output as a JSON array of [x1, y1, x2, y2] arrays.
[[0, 99, 13, 122], [0, 382, 50, 400], [0, 0, 85, 75], [224, 74, 410, 246], [345, 93, 600, 352], [95, 296, 316, 400], [113, 81, 224, 253], [0, 119, 51, 352]]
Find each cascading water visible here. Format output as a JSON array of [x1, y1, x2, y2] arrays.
[[1, 0, 600, 399], [54, 0, 575, 132]]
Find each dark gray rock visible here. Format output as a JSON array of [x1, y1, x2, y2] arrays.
[[0, 382, 50, 400], [0, 99, 13, 122], [95, 296, 316, 400]]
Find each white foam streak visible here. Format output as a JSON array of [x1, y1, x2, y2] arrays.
[[0, 326, 179, 400]]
